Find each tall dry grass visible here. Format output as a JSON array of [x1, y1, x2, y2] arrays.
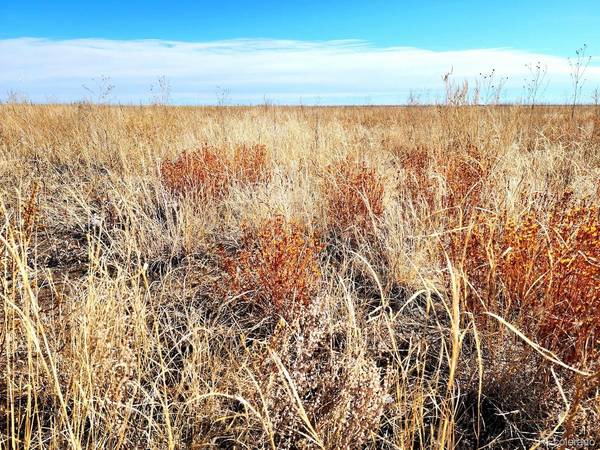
[[0, 102, 599, 449]]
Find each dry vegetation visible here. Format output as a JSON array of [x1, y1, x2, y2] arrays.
[[0, 101, 599, 449]]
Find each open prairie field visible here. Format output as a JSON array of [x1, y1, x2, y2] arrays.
[[1, 103, 599, 449]]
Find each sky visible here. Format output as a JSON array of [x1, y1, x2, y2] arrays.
[[1, 1, 600, 104]]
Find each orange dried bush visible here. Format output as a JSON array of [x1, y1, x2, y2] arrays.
[[222, 216, 322, 320], [444, 158, 484, 209], [22, 182, 40, 245], [393, 144, 436, 206], [160, 145, 229, 198], [231, 144, 270, 184], [591, 114, 600, 143], [456, 200, 600, 362], [501, 204, 599, 361], [442, 143, 489, 217], [161, 143, 270, 197], [451, 213, 500, 313], [324, 156, 385, 232], [393, 142, 490, 217]]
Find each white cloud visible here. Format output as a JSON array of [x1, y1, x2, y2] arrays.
[[1, 37, 599, 104]]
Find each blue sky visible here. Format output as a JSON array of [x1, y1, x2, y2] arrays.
[[1, 1, 600, 104]]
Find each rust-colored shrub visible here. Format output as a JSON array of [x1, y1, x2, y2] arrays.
[[223, 216, 322, 320], [161, 143, 270, 198], [445, 158, 484, 209], [442, 143, 489, 217], [22, 182, 40, 244], [393, 144, 436, 206], [502, 205, 599, 361], [231, 144, 269, 184], [591, 114, 600, 143], [392, 141, 491, 218], [457, 200, 600, 362], [324, 156, 385, 232], [452, 213, 499, 313], [160, 145, 229, 198]]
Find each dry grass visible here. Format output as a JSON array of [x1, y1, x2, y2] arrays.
[[1, 102, 599, 449]]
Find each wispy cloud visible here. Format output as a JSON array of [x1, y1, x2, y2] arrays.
[[1, 38, 599, 104]]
